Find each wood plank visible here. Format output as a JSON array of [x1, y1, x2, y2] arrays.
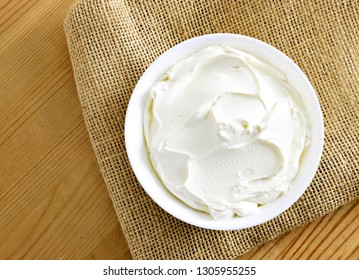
[[238, 199, 359, 259], [0, 0, 357, 260]]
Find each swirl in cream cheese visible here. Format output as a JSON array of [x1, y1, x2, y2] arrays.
[[144, 45, 310, 220]]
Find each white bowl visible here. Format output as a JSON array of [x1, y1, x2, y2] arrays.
[[125, 34, 324, 230]]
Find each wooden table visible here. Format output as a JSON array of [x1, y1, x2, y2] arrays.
[[1, 0, 358, 260]]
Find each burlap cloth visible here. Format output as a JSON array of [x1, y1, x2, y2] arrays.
[[64, 0, 359, 259]]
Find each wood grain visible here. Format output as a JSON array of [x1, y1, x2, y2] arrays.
[[238, 199, 359, 259], [0, 0, 358, 260]]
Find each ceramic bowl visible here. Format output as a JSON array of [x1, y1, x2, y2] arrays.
[[125, 34, 324, 230]]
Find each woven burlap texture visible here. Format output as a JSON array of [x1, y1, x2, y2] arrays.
[[64, 0, 359, 260]]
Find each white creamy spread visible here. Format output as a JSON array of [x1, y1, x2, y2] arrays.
[[144, 45, 310, 220]]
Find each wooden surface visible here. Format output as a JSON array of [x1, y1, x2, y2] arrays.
[[0, 0, 358, 260]]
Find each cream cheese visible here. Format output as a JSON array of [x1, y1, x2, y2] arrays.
[[144, 45, 310, 220]]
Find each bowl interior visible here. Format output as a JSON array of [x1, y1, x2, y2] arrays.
[[125, 34, 324, 230]]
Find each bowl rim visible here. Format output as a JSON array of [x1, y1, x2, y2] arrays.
[[125, 33, 324, 230]]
